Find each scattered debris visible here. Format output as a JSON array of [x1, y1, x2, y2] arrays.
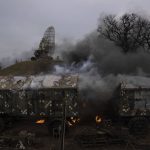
[[16, 140, 26, 150], [0, 130, 35, 149]]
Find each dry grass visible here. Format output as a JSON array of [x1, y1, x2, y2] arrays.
[[0, 59, 63, 76]]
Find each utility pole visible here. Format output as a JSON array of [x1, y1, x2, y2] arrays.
[[60, 91, 66, 150]]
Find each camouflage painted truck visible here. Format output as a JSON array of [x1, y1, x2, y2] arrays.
[[0, 75, 79, 132], [117, 76, 150, 135]]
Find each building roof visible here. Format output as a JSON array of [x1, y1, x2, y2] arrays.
[[0, 75, 78, 90], [119, 75, 150, 89]]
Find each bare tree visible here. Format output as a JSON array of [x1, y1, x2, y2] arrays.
[[98, 13, 150, 53]]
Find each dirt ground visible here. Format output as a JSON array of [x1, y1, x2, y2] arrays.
[[0, 120, 149, 150]]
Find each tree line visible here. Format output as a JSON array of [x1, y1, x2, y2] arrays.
[[98, 13, 150, 53]]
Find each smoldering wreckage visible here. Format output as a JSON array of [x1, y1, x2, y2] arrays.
[[0, 26, 149, 150], [0, 75, 150, 149]]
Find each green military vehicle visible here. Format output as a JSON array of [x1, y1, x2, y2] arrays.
[[117, 76, 150, 135], [0, 75, 79, 133]]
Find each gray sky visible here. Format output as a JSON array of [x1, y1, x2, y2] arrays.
[[0, 0, 150, 60]]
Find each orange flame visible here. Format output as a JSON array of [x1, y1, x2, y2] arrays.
[[67, 117, 80, 127], [36, 119, 45, 124], [95, 115, 102, 124]]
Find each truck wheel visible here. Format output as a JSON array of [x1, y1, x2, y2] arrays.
[[47, 120, 62, 135], [0, 118, 5, 132], [47, 120, 68, 136], [128, 117, 148, 136]]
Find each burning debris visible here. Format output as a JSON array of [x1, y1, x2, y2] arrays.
[[95, 115, 102, 124], [35, 120, 45, 124], [67, 117, 80, 127]]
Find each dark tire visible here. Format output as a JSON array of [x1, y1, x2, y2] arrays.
[[47, 120, 62, 135], [128, 117, 148, 136], [47, 120, 68, 136], [0, 118, 5, 132]]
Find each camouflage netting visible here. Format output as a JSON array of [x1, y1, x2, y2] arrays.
[[0, 75, 78, 90], [119, 77, 150, 117], [0, 75, 79, 117], [118, 75, 150, 89]]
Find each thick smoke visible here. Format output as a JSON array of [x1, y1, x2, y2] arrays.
[[54, 30, 150, 94], [58, 31, 150, 75], [53, 30, 150, 117], [54, 57, 116, 100]]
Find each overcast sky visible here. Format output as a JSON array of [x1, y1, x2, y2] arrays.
[[0, 0, 150, 60]]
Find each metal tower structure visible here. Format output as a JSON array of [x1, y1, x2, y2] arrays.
[[39, 26, 55, 56]]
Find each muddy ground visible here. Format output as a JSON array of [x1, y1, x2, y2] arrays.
[[0, 120, 149, 150]]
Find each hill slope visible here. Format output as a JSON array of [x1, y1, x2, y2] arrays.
[[0, 59, 62, 76]]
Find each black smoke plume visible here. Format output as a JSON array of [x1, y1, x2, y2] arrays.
[[54, 30, 150, 118]]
